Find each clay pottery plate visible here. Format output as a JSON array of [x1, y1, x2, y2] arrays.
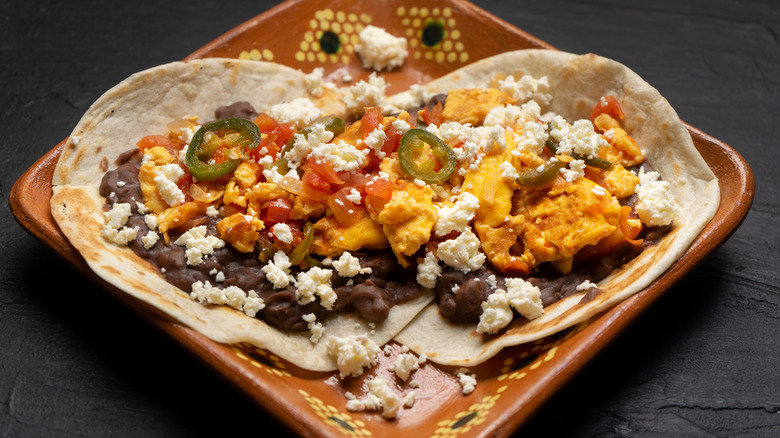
[[10, 0, 754, 436]]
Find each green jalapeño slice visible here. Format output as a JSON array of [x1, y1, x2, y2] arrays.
[[398, 128, 457, 184], [185, 118, 261, 181]]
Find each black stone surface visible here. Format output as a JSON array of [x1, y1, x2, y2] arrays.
[[3, 1, 778, 436]]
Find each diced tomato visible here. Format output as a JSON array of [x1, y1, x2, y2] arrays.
[[328, 188, 359, 228], [273, 123, 297, 148], [211, 147, 227, 164], [383, 126, 399, 155], [301, 168, 333, 202], [340, 172, 371, 192], [137, 135, 182, 155], [287, 222, 304, 246], [499, 259, 531, 276], [418, 102, 444, 126], [254, 113, 279, 133], [248, 133, 281, 162], [302, 168, 332, 191], [175, 173, 194, 202], [303, 159, 343, 185], [266, 197, 292, 224], [270, 220, 304, 248], [590, 96, 625, 124], [365, 178, 395, 201], [619, 205, 643, 244], [364, 194, 388, 213], [361, 107, 383, 139], [301, 183, 330, 202]]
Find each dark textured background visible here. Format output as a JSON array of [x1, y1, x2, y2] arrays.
[[2, 0, 777, 436]]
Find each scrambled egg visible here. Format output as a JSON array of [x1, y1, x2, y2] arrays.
[[515, 177, 622, 269], [138, 146, 175, 214], [138, 87, 649, 277], [594, 113, 644, 167], [376, 183, 437, 266], [462, 132, 516, 227], [442, 88, 515, 125], [311, 210, 389, 256], [217, 213, 264, 253]]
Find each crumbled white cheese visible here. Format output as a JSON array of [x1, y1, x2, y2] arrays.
[[437, 228, 485, 273], [104, 202, 132, 229], [143, 214, 158, 231], [354, 25, 408, 71], [483, 100, 541, 128], [435, 192, 480, 236], [153, 164, 186, 207], [497, 74, 552, 107], [486, 126, 508, 153], [416, 250, 442, 289], [271, 223, 294, 244], [346, 188, 363, 204], [477, 290, 515, 334], [327, 335, 381, 378], [206, 205, 219, 217], [173, 225, 225, 266], [135, 201, 149, 214], [391, 84, 426, 111], [477, 278, 543, 334], [560, 159, 586, 182], [515, 120, 549, 155], [500, 161, 520, 181], [262, 165, 301, 187], [345, 377, 403, 418], [141, 230, 159, 249], [403, 391, 416, 408], [634, 168, 679, 227], [332, 252, 371, 277], [100, 202, 138, 245], [268, 97, 322, 127], [505, 277, 544, 320], [549, 116, 608, 159], [178, 124, 200, 146], [262, 251, 292, 289], [342, 72, 387, 116], [243, 291, 265, 317], [303, 67, 325, 97], [362, 127, 387, 159], [295, 267, 336, 309], [576, 279, 598, 291], [456, 370, 477, 395], [190, 281, 265, 317], [101, 225, 139, 246], [591, 185, 607, 197], [303, 313, 324, 344], [310, 140, 370, 172], [285, 122, 336, 169], [393, 353, 419, 381], [391, 118, 411, 135]]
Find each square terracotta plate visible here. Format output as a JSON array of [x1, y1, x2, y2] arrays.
[[10, 0, 754, 436]]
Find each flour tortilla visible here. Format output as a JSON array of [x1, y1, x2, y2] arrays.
[[389, 49, 720, 367], [51, 58, 434, 372]]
